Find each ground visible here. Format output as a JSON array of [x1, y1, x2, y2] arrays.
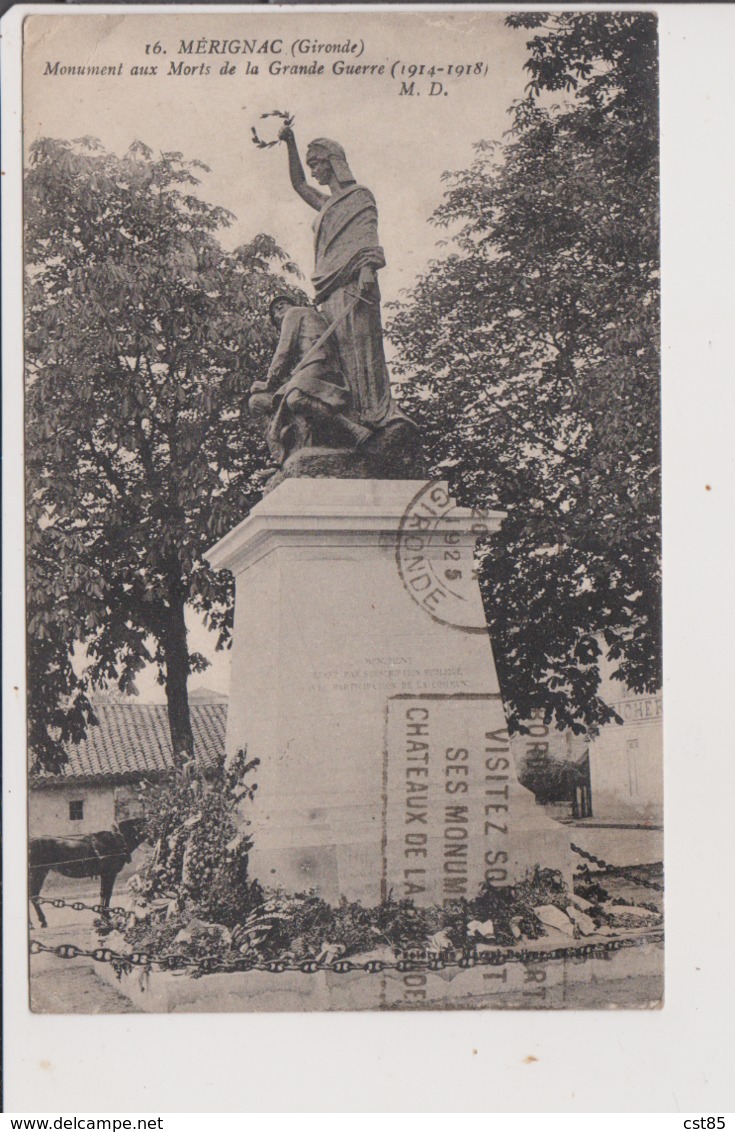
[[564, 821, 663, 868], [29, 863, 140, 1014], [28, 823, 663, 1013]]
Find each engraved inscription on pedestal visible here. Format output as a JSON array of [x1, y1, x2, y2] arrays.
[[307, 657, 470, 696]]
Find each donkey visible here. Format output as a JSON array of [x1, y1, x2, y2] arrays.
[[29, 817, 147, 928]]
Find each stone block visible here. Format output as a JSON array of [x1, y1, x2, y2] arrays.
[[533, 904, 577, 936], [566, 905, 597, 935], [94, 939, 665, 1012], [206, 479, 574, 906]]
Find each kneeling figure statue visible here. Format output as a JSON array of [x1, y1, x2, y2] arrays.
[[249, 295, 371, 465]]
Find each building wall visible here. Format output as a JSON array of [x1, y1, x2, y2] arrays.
[[30, 784, 115, 837], [113, 785, 146, 821], [588, 689, 663, 823], [510, 663, 663, 823]]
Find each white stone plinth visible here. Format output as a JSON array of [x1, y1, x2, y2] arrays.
[[94, 937, 664, 1012], [206, 479, 572, 904]]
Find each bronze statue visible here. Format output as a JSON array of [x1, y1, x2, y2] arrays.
[[247, 126, 422, 482], [278, 127, 410, 432], [249, 295, 371, 463]]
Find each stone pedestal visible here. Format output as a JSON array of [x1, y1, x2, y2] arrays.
[[205, 479, 572, 905]]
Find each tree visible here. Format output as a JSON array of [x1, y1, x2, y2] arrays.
[[26, 138, 302, 769], [388, 13, 660, 734]]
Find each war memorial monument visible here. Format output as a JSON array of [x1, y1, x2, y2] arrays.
[[206, 127, 575, 921]]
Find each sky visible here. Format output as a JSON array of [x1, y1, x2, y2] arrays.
[[24, 10, 534, 700]]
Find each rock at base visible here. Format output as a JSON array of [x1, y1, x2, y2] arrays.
[[468, 918, 495, 941], [264, 421, 425, 493], [566, 905, 597, 935], [533, 904, 577, 936]]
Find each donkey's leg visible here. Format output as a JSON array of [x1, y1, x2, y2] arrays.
[[29, 868, 49, 929], [99, 868, 118, 919]]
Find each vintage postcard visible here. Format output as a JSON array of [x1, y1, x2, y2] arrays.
[[19, 6, 663, 1016]]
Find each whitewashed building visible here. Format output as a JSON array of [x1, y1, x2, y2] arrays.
[[587, 671, 663, 824], [29, 695, 227, 838], [511, 656, 662, 825]]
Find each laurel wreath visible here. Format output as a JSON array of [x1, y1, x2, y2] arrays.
[[251, 110, 295, 149]]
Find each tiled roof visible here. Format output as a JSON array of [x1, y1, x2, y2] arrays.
[[33, 703, 227, 785]]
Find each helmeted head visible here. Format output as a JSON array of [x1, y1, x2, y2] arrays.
[[269, 294, 298, 327], [306, 138, 355, 187]]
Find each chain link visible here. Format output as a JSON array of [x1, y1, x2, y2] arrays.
[[31, 848, 662, 973], [571, 842, 664, 893], [29, 927, 664, 977], [32, 895, 128, 916]]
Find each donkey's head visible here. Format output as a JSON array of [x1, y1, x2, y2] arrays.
[[117, 817, 149, 854]]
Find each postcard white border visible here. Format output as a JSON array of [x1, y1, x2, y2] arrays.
[[3, 2, 735, 1113]]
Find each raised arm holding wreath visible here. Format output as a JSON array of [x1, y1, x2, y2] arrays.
[[278, 127, 411, 432]]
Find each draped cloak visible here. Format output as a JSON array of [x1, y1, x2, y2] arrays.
[[311, 184, 402, 428]]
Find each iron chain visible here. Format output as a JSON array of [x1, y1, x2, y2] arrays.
[[571, 842, 664, 892], [29, 928, 663, 977], [30, 851, 663, 975], [33, 895, 128, 916], [33, 855, 663, 921]]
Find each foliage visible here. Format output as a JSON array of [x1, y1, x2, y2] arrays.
[[517, 751, 587, 804], [114, 863, 596, 965], [573, 873, 611, 906], [27, 621, 98, 775], [117, 885, 450, 965], [471, 866, 566, 944], [130, 748, 261, 928], [242, 891, 448, 960], [388, 13, 660, 735], [119, 907, 237, 974], [25, 138, 304, 767]]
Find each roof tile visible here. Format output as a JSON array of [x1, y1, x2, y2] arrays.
[[51, 703, 227, 781]]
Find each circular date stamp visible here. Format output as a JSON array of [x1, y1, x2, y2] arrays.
[[395, 480, 497, 634]]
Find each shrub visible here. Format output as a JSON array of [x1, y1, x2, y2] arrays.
[[134, 748, 261, 928]]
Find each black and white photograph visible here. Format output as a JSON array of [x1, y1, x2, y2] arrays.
[[16, 6, 666, 1018]]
